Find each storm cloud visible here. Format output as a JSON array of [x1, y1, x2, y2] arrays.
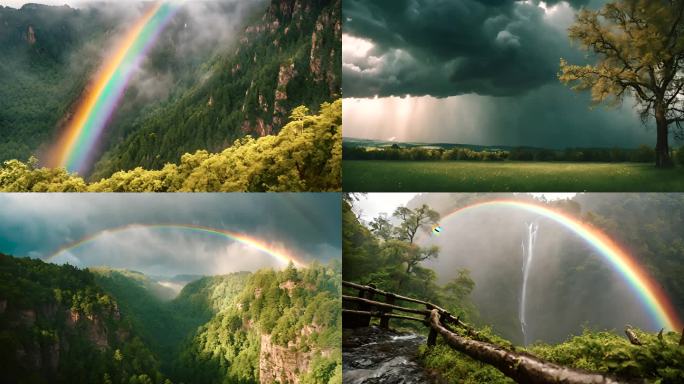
[[0, 194, 341, 277], [341, 0, 668, 148], [343, 0, 595, 98]]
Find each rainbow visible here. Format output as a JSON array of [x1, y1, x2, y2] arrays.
[[49, 2, 182, 173], [44, 224, 305, 268], [436, 199, 682, 332]]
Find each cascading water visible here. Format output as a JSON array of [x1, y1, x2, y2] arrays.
[[520, 222, 538, 346]]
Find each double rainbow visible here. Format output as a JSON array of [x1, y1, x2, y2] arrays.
[[436, 200, 682, 332], [44, 224, 305, 268], [49, 2, 181, 173]]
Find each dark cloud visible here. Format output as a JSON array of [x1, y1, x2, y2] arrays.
[[343, 83, 654, 148], [0, 194, 341, 276], [341, 0, 663, 148], [343, 0, 592, 98]]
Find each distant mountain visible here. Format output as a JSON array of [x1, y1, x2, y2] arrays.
[[0, 254, 341, 383]]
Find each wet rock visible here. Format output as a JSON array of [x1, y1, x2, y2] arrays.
[[343, 326, 435, 384]]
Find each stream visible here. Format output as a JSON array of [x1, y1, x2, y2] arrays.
[[342, 326, 436, 384]]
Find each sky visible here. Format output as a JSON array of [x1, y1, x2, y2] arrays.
[[354, 192, 576, 222], [0, 194, 341, 277], [1, 1, 118, 6], [342, 0, 662, 148], [0, 1, 183, 7]]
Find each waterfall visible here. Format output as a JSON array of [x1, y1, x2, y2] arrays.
[[520, 222, 538, 346]]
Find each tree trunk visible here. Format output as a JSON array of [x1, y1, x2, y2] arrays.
[[428, 310, 621, 384], [655, 103, 673, 168]]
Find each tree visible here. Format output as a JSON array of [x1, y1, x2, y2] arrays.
[[392, 204, 440, 244], [369, 214, 393, 241], [560, 0, 684, 167]]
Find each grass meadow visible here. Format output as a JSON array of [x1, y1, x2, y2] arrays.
[[343, 161, 684, 192]]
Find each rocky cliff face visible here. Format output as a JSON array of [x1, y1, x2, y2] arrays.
[[257, 275, 329, 384], [1, 298, 124, 377], [259, 333, 313, 384], [89, 0, 342, 176], [26, 25, 36, 45], [238, 0, 341, 137]]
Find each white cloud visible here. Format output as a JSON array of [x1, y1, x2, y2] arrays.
[[353, 193, 418, 222]]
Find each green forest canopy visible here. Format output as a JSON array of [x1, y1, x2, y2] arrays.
[[0, 253, 342, 384], [0, 100, 341, 192]]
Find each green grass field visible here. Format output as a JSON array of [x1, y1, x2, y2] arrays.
[[343, 161, 684, 192]]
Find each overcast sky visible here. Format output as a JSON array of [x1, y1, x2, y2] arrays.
[[0, 1, 174, 7], [0, 194, 341, 277], [343, 0, 666, 148], [1, 1, 95, 6]]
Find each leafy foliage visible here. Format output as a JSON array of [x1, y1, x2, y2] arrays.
[[531, 329, 684, 383], [0, 254, 341, 384], [343, 196, 684, 382], [0, 100, 341, 192], [91, 0, 341, 177], [173, 262, 342, 384], [1, 0, 341, 178], [559, 0, 684, 167], [0, 254, 168, 384], [342, 200, 477, 326], [420, 342, 513, 384], [344, 144, 663, 163], [0, 4, 115, 164]]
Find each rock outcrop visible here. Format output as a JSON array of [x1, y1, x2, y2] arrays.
[[259, 334, 313, 384], [26, 25, 36, 45], [237, 0, 340, 137]]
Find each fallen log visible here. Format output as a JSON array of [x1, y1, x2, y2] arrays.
[[428, 310, 622, 384]]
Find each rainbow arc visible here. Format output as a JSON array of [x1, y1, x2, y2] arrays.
[[45, 224, 305, 269], [435, 199, 682, 331], [50, 2, 180, 173]]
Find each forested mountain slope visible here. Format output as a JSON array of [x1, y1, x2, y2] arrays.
[[0, 253, 168, 384], [0, 99, 342, 192], [172, 263, 342, 384], [0, 254, 341, 383], [92, 0, 341, 178], [0, 4, 117, 164], [0, 0, 341, 179]]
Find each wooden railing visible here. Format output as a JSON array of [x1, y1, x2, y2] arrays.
[[342, 281, 622, 384]]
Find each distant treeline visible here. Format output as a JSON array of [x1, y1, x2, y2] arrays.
[[344, 144, 684, 164]]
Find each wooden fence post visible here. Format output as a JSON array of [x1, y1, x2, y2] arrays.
[[427, 305, 438, 346], [362, 284, 376, 327], [380, 293, 395, 329]]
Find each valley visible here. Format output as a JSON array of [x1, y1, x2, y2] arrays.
[[0, 253, 341, 384]]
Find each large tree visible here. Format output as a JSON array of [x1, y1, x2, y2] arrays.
[[560, 0, 684, 167], [392, 204, 440, 244]]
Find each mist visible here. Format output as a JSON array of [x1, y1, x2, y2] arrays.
[[0, 193, 341, 277], [359, 193, 683, 345], [85, 1, 266, 103]]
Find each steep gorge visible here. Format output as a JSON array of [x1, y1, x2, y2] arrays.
[[0, 254, 341, 384]]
